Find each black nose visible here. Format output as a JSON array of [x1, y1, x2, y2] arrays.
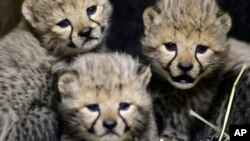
[[178, 62, 193, 72], [78, 27, 92, 37], [103, 120, 117, 130]]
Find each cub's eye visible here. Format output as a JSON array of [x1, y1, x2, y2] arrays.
[[87, 5, 97, 16], [119, 102, 130, 111], [86, 104, 99, 112], [57, 19, 71, 28], [164, 42, 177, 52], [196, 45, 209, 54]]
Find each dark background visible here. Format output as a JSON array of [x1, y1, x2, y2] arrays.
[[0, 0, 23, 38], [218, 0, 250, 42], [107, 0, 154, 57], [107, 0, 250, 57]]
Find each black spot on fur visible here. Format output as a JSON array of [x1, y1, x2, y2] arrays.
[[2, 108, 9, 113], [2, 85, 8, 91]]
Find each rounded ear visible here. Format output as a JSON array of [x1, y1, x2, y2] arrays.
[[22, 0, 37, 27], [218, 12, 232, 34], [58, 71, 80, 97], [137, 65, 152, 86], [143, 6, 161, 34]]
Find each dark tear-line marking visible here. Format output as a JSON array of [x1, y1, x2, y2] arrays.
[[87, 15, 104, 32], [166, 48, 178, 77], [195, 53, 204, 74], [87, 111, 100, 134], [58, 4, 76, 48], [118, 111, 130, 133], [68, 24, 76, 48]]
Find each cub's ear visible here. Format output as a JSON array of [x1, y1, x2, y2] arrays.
[[22, 0, 36, 27], [58, 71, 80, 97], [218, 12, 232, 34], [137, 65, 152, 87], [143, 6, 161, 33]]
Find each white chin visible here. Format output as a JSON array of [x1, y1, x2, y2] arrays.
[[100, 135, 119, 141], [172, 82, 195, 90], [82, 40, 100, 50]]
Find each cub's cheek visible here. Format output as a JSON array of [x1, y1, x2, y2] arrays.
[[52, 26, 71, 39], [156, 47, 176, 70], [90, 5, 104, 22], [168, 61, 181, 76], [196, 51, 214, 69], [158, 45, 177, 62], [119, 106, 137, 125], [79, 108, 99, 128]]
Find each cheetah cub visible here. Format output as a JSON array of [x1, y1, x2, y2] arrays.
[[141, 0, 232, 140], [20, 0, 111, 56], [0, 0, 112, 140], [55, 53, 158, 141]]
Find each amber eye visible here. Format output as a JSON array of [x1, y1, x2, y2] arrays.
[[57, 19, 71, 28], [164, 42, 177, 52], [87, 5, 97, 16], [86, 104, 99, 112], [119, 102, 130, 111], [196, 45, 209, 54]]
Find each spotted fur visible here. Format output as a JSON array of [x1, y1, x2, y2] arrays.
[[54, 53, 158, 141], [0, 27, 58, 141]]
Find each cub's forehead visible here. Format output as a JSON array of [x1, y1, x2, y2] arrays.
[[78, 82, 145, 104], [62, 0, 108, 7], [28, 0, 107, 24], [31, 0, 107, 12], [78, 75, 140, 93]]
